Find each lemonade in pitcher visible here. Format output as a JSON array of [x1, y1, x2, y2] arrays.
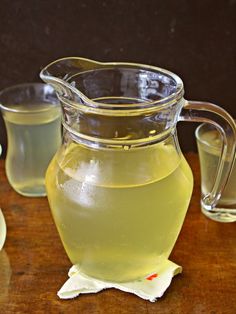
[[46, 134, 193, 282]]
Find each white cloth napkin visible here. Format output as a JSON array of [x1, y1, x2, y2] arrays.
[[58, 260, 182, 302], [0, 208, 7, 250]]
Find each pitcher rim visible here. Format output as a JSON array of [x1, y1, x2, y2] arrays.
[[40, 57, 184, 114], [0, 83, 59, 114]]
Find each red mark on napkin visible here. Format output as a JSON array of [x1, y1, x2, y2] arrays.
[[146, 273, 158, 281]]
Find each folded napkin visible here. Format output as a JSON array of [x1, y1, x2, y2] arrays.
[[58, 260, 182, 302], [0, 208, 7, 250]]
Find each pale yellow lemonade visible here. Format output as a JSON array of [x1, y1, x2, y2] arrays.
[[198, 129, 236, 206], [4, 104, 61, 196], [46, 137, 193, 282]]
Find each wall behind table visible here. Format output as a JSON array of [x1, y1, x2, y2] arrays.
[[0, 0, 235, 157]]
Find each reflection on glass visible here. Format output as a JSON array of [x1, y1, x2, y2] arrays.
[[0, 208, 6, 250]]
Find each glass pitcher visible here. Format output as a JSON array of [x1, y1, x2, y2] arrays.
[[40, 58, 236, 282]]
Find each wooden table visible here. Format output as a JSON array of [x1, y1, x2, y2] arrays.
[[0, 154, 235, 314]]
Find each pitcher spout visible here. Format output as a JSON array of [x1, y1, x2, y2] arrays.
[[40, 57, 104, 101]]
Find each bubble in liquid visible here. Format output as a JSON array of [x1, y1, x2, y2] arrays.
[[123, 145, 131, 151]]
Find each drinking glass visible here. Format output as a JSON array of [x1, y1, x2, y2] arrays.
[[0, 83, 61, 197], [196, 123, 236, 222]]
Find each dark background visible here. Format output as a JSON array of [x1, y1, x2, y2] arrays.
[[0, 0, 235, 156]]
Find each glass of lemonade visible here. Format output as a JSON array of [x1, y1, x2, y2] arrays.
[[196, 123, 236, 222], [0, 83, 61, 197]]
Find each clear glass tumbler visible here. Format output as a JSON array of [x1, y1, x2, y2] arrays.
[[0, 83, 61, 197], [196, 123, 236, 222]]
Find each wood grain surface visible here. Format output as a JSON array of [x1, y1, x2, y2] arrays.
[[0, 153, 235, 314]]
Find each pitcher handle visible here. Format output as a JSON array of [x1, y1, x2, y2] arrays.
[[179, 100, 236, 214]]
